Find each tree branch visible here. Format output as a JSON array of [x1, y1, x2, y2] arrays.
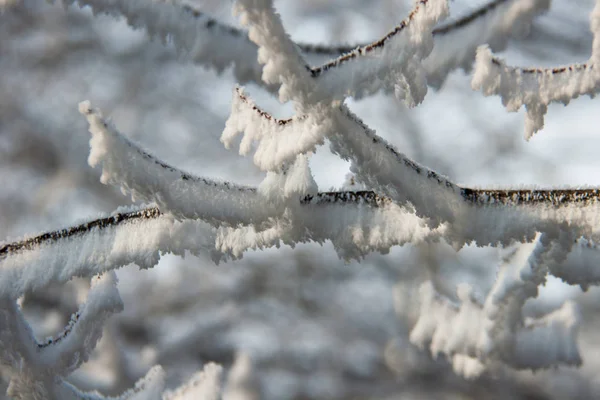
[[472, 0, 600, 138], [57, 0, 548, 96], [229, 87, 600, 248], [0, 190, 391, 260], [230, 86, 600, 208], [0, 207, 161, 259]]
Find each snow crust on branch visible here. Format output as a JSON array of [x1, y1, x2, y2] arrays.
[[328, 106, 462, 223], [0, 264, 252, 399], [0, 186, 450, 274], [472, 0, 600, 139], [257, 154, 319, 201], [218, 2, 600, 376], [0, 264, 254, 399], [233, 0, 549, 102], [78, 100, 446, 255], [220, 2, 600, 377], [223, 85, 459, 229], [216, 198, 443, 261], [222, 83, 460, 228], [35, 273, 123, 373], [425, 0, 550, 88]]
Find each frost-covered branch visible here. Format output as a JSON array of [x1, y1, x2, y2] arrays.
[[296, 0, 545, 56], [0, 206, 221, 299], [79, 100, 272, 227], [472, 0, 600, 139], [222, 87, 326, 172], [304, 0, 550, 99], [3, 185, 598, 271], [234, 0, 450, 106], [216, 196, 443, 261], [0, 263, 251, 399], [80, 100, 432, 259], [188, 0, 549, 93], [217, 7, 600, 381], [228, 0, 600, 250], [410, 232, 582, 377], [0, 189, 436, 272], [0, 207, 160, 260], [52, 0, 550, 98], [303, 0, 449, 104], [326, 105, 600, 246], [0, 260, 255, 399], [424, 0, 550, 88], [35, 273, 123, 373], [226, 87, 600, 247], [0, 272, 165, 399]]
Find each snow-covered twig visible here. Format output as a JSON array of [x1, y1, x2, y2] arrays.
[[79, 100, 274, 227], [410, 232, 582, 377], [215, 196, 443, 260], [472, 0, 600, 139], [297, 0, 545, 56], [0, 206, 221, 299], [0, 207, 160, 260], [221, 86, 326, 172], [240, 0, 450, 106], [0, 272, 166, 399], [0, 188, 436, 271], [424, 0, 550, 88]]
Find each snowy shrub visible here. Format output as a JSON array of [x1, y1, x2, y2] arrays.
[[1, 0, 600, 398]]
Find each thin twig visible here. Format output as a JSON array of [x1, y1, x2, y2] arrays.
[[0, 208, 161, 258], [490, 57, 593, 75]]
